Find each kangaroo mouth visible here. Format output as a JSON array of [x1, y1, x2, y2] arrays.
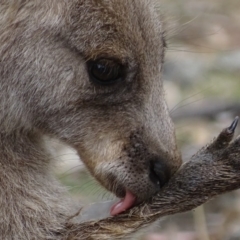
[[110, 190, 137, 216]]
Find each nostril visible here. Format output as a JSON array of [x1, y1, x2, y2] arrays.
[[149, 158, 171, 188]]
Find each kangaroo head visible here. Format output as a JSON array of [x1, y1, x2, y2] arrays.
[[0, 0, 182, 215]]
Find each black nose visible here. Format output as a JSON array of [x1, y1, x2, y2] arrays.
[[149, 157, 171, 188]]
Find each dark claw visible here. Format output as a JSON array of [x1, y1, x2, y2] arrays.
[[228, 116, 239, 133]]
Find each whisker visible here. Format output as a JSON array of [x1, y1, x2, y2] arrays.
[[169, 86, 213, 114]]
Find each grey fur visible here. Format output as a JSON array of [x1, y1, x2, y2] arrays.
[[0, 1, 181, 239]]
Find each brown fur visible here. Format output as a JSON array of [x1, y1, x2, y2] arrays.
[[0, 1, 181, 239]]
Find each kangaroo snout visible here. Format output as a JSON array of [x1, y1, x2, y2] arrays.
[[149, 157, 171, 188], [89, 125, 180, 216]]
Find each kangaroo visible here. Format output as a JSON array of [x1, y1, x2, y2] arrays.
[[0, 0, 182, 239]]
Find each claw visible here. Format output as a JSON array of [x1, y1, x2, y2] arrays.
[[228, 116, 239, 134], [208, 117, 239, 151]]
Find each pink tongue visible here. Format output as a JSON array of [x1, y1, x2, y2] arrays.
[[110, 190, 136, 216]]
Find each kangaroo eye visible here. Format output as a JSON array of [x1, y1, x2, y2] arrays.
[[88, 59, 124, 85]]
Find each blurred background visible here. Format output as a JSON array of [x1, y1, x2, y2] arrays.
[[53, 0, 240, 239]]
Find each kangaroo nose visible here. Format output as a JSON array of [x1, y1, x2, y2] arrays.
[[149, 157, 171, 188]]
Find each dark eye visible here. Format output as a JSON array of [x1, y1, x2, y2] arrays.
[[88, 59, 124, 85]]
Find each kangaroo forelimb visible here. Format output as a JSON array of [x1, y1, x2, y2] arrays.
[[65, 117, 240, 240]]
